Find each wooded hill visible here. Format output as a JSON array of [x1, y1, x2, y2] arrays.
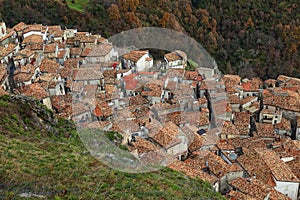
[[0, 0, 299, 79]]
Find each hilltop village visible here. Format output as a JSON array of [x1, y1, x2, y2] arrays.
[[0, 22, 300, 200]]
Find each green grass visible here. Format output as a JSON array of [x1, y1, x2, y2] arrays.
[[66, 0, 90, 12], [0, 95, 225, 199], [0, 130, 225, 199]]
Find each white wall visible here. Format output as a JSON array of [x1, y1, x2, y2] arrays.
[[275, 180, 299, 200], [242, 97, 258, 109], [136, 54, 153, 71], [166, 59, 184, 69], [23, 31, 47, 41], [167, 135, 188, 158], [296, 127, 300, 140], [0, 22, 7, 39], [42, 97, 52, 110]]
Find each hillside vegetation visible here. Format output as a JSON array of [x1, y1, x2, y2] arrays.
[[0, 95, 225, 199], [0, 0, 299, 78]]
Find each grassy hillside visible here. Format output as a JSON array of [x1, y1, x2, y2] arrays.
[[66, 0, 89, 12], [0, 95, 225, 200]]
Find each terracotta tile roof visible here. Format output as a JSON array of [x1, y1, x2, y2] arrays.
[[168, 160, 218, 184], [87, 121, 111, 130], [79, 35, 97, 43], [14, 70, 33, 83], [234, 111, 251, 125], [80, 48, 92, 57], [277, 75, 292, 83], [103, 69, 116, 78], [87, 44, 113, 57], [150, 121, 182, 148], [280, 77, 300, 87], [198, 96, 208, 105], [188, 131, 205, 152], [47, 25, 61, 32], [221, 121, 239, 135], [165, 68, 185, 78], [97, 37, 108, 44], [64, 58, 80, 69], [0, 30, 13, 42], [20, 82, 49, 100], [22, 24, 43, 34], [71, 81, 84, 92], [263, 88, 300, 112], [237, 148, 276, 186], [256, 149, 299, 182], [44, 43, 57, 53], [110, 120, 140, 134], [12, 22, 27, 32], [241, 78, 263, 92], [223, 74, 241, 89], [23, 34, 43, 44], [208, 153, 242, 177], [228, 94, 240, 104], [92, 104, 102, 117], [57, 50, 66, 59], [97, 101, 112, 118], [227, 190, 256, 200], [104, 84, 118, 100], [26, 43, 43, 51], [125, 79, 138, 91], [274, 117, 291, 131], [164, 51, 182, 62], [129, 95, 149, 106], [265, 79, 277, 87], [234, 112, 251, 125], [254, 122, 276, 138], [229, 177, 290, 200], [286, 157, 300, 179], [39, 58, 60, 73], [0, 43, 17, 57], [65, 79, 72, 88], [122, 50, 148, 62], [72, 102, 90, 117], [66, 37, 78, 45], [292, 140, 300, 149], [145, 57, 152, 62], [216, 139, 235, 151], [50, 94, 72, 116], [55, 41, 66, 50], [297, 117, 300, 128], [184, 152, 207, 169], [230, 137, 269, 150], [17, 48, 35, 58], [273, 138, 300, 158], [240, 96, 257, 105], [70, 48, 82, 56], [73, 68, 104, 81], [128, 136, 158, 154]]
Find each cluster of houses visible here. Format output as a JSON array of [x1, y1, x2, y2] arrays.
[[0, 21, 300, 200]]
